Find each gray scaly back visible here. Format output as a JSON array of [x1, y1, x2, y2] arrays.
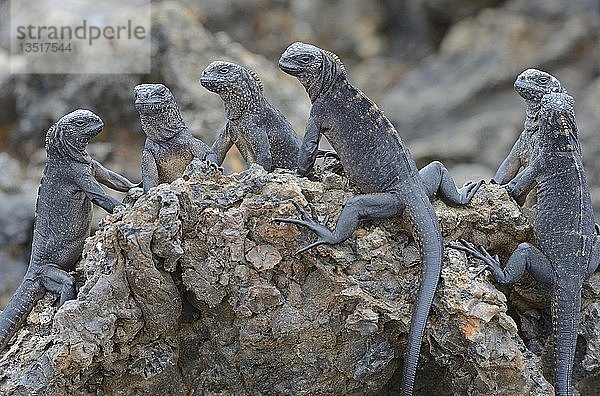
[[276, 42, 482, 395]]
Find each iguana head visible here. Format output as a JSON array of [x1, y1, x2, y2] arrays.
[[45, 109, 103, 162], [200, 61, 264, 119], [134, 83, 177, 114], [539, 92, 578, 151], [279, 42, 346, 101], [514, 69, 564, 101], [134, 83, 185, 141]]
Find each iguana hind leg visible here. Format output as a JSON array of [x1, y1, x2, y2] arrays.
[[419, 161, 483, 205], [275, 193, 405, 253], [454, 239, 555, 285], [39, 265, 78, 305]]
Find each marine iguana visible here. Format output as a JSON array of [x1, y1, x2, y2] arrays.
[[199, 61, 301, 171], [494, 68, 565, 185], [273, 42, 482, 396], [454, 92, 599, 396], [134, 83, 218, 192], [0, 109, 136, 353]]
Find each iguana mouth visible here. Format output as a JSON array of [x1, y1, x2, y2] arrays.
[[199, 77, 223, 92], [278, 61, 301, 76], [514, 80, 544, 100], [78, 123, 102, 144], [135, 102, 168, 114]]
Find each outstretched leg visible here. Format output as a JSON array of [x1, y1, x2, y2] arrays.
[[274, 193, 405, 253], [419, 161, 483, 206], [453, 240, 555, 285]]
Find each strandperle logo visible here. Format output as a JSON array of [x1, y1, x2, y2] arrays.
[[9, 0, 151, 74], [15, 20, 147, 46]]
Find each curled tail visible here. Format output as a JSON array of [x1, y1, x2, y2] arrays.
[[402, 199, 443, 396], [552, 286, 582, 396], [0, 277, 45, 352]]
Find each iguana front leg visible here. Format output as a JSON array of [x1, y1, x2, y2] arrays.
[[494, 137, 524, 184], [297, 116, 321, 176], [71, 163, 122, 213], [419, 161, 483, 205], [506, 162, 539, 204], [91, 159, 138, 192], [211, 123, 234, 166], [247, 127, 273, 171], [141, 149, 159, 192], [275, 193, 404, 253]]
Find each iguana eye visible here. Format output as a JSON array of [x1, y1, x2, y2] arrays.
[[299, 55, 311, 63], [538, 76, 549, 84], [74, 120, 86, 127], [219, 67, 229, 74]]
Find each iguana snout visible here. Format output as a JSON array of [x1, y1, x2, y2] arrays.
[[514, 68, 563, 101], [278, 41, 322, 77], [47, 109, 104, 158], [134, 83, 175, 114], [199, 61, 238, 93], [62, 109, 103, 139]]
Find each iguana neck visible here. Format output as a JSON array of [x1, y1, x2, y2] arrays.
[[45, 126, 92, 164], [523, 99, 542, 137], [140, 104, 186, 142], [220, 90, 262, 121], [304, 52, 345, 102]]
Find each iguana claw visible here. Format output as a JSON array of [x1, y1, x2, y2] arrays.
[[450, 239, 501, 276], [274, 201, 335, 254]]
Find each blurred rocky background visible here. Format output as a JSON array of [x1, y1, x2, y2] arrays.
[[0, 0, 598, 392]]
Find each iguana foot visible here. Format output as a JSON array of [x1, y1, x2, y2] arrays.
[[457, 180, 484, 204], [451, 239, 502, 277], [504, 179, 528, 205], [123, 187, 144, 205], [274, 201, 335, 253]]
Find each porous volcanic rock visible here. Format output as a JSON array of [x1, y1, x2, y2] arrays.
[[7, 159, 595, 394]]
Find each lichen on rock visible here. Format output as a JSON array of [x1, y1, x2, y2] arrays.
[[1, 158, 598, 395]]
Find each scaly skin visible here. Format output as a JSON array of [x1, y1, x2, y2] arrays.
[[0, 109, 136, 353], [273, 42, 482, 396], [200, 61, 301, 171], [455, 92, 600, 396], [134, 83, 218, 192], [494, 68, 565, 186]]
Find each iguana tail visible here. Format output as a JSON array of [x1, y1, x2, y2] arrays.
[[552, 285, 582, 396], [0, 276, 45, 352], [402, 197, 443, 396]]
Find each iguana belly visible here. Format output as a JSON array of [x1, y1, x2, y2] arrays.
[[32, 181, 93, 266], [234, 134, 257, 165], [157, 150, 194, 183]]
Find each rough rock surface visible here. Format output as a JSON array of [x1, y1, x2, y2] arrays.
[[2, 160, 599, 395]]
